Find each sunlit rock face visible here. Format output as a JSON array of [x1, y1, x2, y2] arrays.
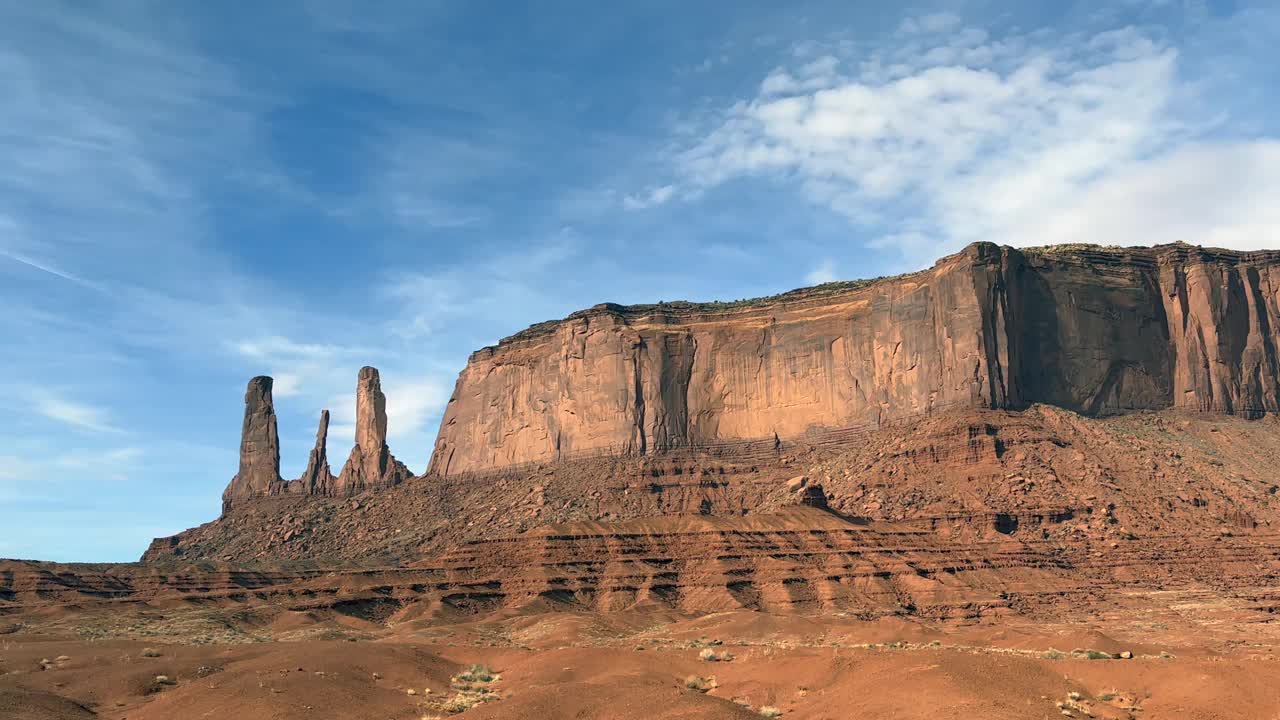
[[428, 242, 1280, 476]]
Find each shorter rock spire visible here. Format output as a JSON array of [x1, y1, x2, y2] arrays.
[[296, 409, 333, 494]]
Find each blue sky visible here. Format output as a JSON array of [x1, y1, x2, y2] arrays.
[[2, 0, 1277, 562]]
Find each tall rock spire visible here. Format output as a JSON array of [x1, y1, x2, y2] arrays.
[[221, 376, 282, 513], [296, 409, 333, 494], [354, 367, 389, 469], [336, 367, 411, 494]]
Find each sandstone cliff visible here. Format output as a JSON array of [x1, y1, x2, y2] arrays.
[[429, 242, 1280, 476]]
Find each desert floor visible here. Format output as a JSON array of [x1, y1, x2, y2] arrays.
[[3, 584, 1279, 720]]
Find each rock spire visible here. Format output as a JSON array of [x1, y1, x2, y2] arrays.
[[221, 376, 282, 513], [336, 367, 411, 494], [296, 409, 333, 494]]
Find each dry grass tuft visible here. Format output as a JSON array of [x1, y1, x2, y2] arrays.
[[685, 675, 717, 692]]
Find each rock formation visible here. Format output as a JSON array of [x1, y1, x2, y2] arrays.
[[335, 367, 411, 495], [296, 410, 333, 495], [429, 242, 1280, 476], [220, 368, 410, 512], [221, 376, 282, 512]]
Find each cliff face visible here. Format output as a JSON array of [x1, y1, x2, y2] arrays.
[[429, 242, 1280, 476], [1007, 244, 1280, 416]]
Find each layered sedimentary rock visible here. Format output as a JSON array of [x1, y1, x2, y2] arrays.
[[335, 367, 411, 494], [146, 402, 1280, 564], [430, 242, 1280, 476], [221, 377, 282, 512]]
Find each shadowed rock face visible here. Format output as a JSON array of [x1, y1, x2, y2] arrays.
[[221, 377, 282, 512], [297, 410, 332, 494], [428, 242, 1280, 476]]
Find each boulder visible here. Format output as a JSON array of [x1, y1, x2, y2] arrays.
[[796, 484, 828, 509]]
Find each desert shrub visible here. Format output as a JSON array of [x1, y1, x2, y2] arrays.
[[685, 675, 715, 692], [699, 648, 734, 662], [140, 647, 161, 658], [441, 695, 479, 713], [455, 664, 495, 683], [759, 707, 783, 718]]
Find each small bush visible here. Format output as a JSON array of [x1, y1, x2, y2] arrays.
[[760, 707, 783, 718], [140, 648, 161, 658], [685, 675, 715, 692], [441, 695, 480, 713], [455, 664, 496, 683], [1083, 650, 1113, 660], [699, 648, 734, 662]]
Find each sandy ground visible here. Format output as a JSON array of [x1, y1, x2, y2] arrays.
[[3, 592, 1278, 720]]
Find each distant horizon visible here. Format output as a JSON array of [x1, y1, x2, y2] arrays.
[[3, 0, 1278, 562]]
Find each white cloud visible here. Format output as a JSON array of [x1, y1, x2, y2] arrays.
[[899, 12, 962, 35], [383, 376, 450, 441], [383, 233, 580, 341], [271, 372, 302, 398], [326, 374, 449, 451], [804, 259, 838, 284], [33, 393, 121, 433], [0, 249, 99, 289], [0, 445, 143, 491], [623, 184, 676, 210], [233, 336, 367, 361], [672, 23, 1280, 261]]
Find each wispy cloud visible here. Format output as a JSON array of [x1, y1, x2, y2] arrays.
[[0, 249, 100, 289], [623, 184, 676, 210], [657, 16, 1279, 261], [383, 232, 582, 343], [804, 259, 838, 284], [899, 12, 962, 35], [33, 392, 122, 434], [0, 446, 140, 485], [233, 336, 369, 362]]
